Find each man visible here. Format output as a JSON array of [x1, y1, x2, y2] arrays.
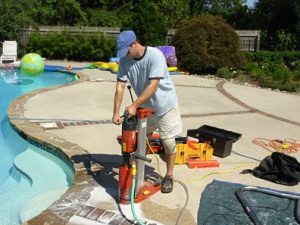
[[112, 30, 182, 193]]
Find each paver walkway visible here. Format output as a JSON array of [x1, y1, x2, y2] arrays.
[[8, 60, 300, 225]]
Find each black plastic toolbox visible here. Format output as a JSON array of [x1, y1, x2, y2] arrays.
[[187, 125, 242, 158]]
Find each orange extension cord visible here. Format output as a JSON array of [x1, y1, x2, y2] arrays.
[[252, 138, 300, 154]]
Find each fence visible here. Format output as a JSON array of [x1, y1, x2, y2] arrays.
[[22, 26, 260, 51], [21, 26, 120, 46], [166, 29, 261, 51], [235, 30, 261, 51]]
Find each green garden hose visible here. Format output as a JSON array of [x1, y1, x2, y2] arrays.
[[131, 162, 146, 225]]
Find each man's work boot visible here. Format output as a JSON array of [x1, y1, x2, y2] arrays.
[[161, 175, 173, 193]]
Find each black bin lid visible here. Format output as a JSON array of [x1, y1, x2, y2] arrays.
[[197, 125, 242, 142]]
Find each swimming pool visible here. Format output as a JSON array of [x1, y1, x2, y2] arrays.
[[0, 68, 75, 225]]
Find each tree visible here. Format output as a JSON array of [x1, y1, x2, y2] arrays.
[[28, 0, 87, 26], [86, 9, 121, 27], [254, 0, 299, 32], [226, 5, 254, 29], [156, 0, 190, 28], [187, 0, 254, 30], [78, 0, 134, 10], [253, 0, 300, 50], [0, 0, 32, 42], [122, 1, 168, 46], [190, 0, 246, 19]]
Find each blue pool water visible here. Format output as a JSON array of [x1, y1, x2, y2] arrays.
[[0, 69, 75, 225]]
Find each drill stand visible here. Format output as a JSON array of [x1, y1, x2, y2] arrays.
[[119, 108, 161, 204]]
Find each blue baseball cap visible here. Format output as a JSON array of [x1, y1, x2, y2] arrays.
[[116, 30, 136, 58]]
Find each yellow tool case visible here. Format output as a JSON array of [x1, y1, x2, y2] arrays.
[[175, 142, 213, 164]]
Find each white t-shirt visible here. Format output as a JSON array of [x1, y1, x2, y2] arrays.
[[117, 46, 178, 117]]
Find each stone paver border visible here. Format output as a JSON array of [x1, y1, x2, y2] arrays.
[[8, 71, 102, 225], [216, 81, 300, 127]]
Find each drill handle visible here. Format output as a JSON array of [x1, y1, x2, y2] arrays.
[[134, 153, 152, 163]]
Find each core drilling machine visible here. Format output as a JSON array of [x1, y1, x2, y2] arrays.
[[119, 106, 161, 204]]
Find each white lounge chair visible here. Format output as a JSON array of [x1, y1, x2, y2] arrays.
[[0, 41, 18, 65]]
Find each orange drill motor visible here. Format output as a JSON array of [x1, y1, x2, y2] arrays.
[[119, 111, 138, 203]]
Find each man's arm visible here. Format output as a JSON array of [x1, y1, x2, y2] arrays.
[[112, 81, 126, 125], [126, 79, 159, 117]]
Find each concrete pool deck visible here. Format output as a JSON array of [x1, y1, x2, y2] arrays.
[[7, 60, 300, 225]]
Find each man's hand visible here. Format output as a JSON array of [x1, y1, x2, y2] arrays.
[[126, 104, 137, 118], [113, 81, 126, 125], [112, 113, 122, 125]]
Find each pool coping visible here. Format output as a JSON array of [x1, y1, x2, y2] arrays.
[[7, 70, 102, 225]]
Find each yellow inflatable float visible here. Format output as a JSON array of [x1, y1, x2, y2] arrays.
[[168, 66, 178, 72], [92, 62, 177, 74], [92, 62, 118, 73]]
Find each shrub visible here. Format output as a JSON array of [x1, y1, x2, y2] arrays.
[[244, 51, 300, 67], [217, 67, 231, 78], [251, 68, 265, 80], [244, 51, 283, 64], [292, 61, 300, 80], [259, 78, 297, 92], [26, 32, 116, 61], [216, 67, 239, 79], [244, 62, 258, 73], [172, 15, 244, 74], [242, 51, 300, 92], [270, 64, 292, 82]]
